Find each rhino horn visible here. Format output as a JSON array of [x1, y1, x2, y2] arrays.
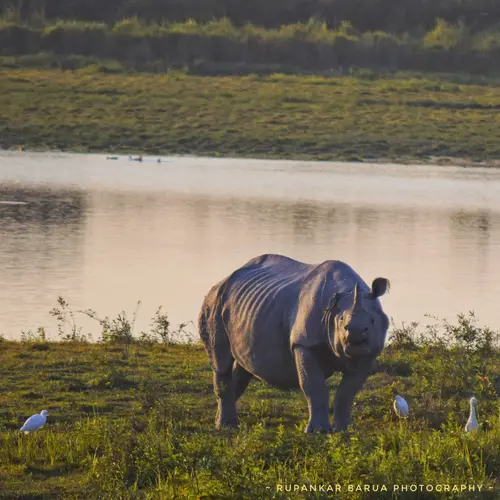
[[352, 283, 364, 310]]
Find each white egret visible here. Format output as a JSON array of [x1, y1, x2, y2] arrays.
[[20, 410, 50, 433], [393, 395, 409, 418], [465, 397, 479, 433]]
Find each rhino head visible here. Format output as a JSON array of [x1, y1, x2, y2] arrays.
[[324, 278, 390, 361]]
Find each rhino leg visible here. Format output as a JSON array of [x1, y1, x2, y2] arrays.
[[294, 346, 333, 433], [213, 368, 238, 428], [199, 302, 239, 428], [333, 369, 370, 431], [233, 361, 253, 401], [211, 330, 239, 428]]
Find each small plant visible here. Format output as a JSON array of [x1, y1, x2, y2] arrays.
[[171, 321, 197, 344], [20, 326, 48, 344], [388, 320, 420, 349], [137, 330, 160, 346], [49, 296, 91, 342], [97, 312, 135, 344], [145, 307, 197, 344], [81, 301, 141, 345], [442, 311, 499, 353], [149, 306, 171, 343]]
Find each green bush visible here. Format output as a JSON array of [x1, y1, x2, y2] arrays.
[[424, 18, 469, 50], [42, 20, 109, 56], [112, 16, 148, 36]]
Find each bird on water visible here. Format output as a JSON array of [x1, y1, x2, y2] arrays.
[[20, 410, 50, 433]]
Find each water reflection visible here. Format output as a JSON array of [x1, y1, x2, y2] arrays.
[[0, 186, 85, 225], [0, 187, 86, 337], [449, 210, 491, 235], [448, 210, 494, 288]]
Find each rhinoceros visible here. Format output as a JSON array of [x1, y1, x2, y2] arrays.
[[198, 254, 390, 432]]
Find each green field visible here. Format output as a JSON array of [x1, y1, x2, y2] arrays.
[[0, 313, 499, 499], [2, 68, 500, 163]]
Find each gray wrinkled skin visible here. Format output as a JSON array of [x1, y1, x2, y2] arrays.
[[198, 254, 390, 433]]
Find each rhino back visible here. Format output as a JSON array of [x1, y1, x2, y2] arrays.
[[219, 255, 313, 386]]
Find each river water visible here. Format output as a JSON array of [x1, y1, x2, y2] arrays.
[[1, 151, 500, 340]]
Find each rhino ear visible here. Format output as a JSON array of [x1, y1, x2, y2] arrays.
[[371, 278, 390, 298]]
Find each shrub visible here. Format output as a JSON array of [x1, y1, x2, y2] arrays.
[[49, 296, 91, 343], [442, 312, 499, 353], [112, 17, 148, 36], [42, 21, 109, 56], [473, 26, 500, 51], [424, 18, 469, 50]]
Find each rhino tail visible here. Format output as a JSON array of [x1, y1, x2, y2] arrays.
[[198, 306, 209, 345]]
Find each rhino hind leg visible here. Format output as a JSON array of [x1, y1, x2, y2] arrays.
[[212, 360, 252, 428], [213, 368, 239, 428], [199, 300, 240, 428], [233, 361, 253, 401], [207, 315, 239, 428]]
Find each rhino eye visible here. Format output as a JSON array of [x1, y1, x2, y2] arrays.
[[371, 317, 376, 325]]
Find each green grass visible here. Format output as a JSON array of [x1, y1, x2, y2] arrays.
[[2, 68, 500, 163], [0, 313, 499, 499]]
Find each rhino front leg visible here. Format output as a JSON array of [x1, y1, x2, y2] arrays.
[[333, 369, 370, 431], [294, 346, 333, 433]]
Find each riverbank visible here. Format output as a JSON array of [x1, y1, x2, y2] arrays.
[[0, 316, 499, 498], [2, 68, 500, 165]]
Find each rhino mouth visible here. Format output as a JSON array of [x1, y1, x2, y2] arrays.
[[344, 339, 370, 357]]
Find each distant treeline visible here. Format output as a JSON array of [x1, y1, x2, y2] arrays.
[[1, 0, 500, 34], [2, 17, 500, 74]]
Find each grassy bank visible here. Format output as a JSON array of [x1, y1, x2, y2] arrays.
[[0, 314, 499, 498], [2, 68, 500, 163]]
